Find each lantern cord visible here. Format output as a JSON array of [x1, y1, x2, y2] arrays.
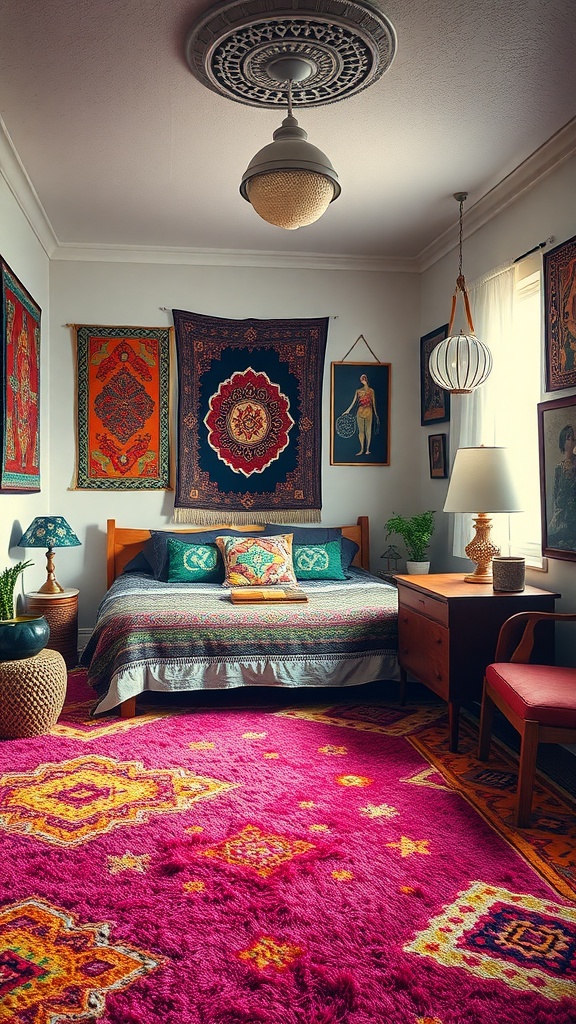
[[448, 195, 475, 336]]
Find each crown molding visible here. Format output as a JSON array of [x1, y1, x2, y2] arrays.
[[50, 243, 416, 273], [2, 114, 575, 273], [416, 117, 576, 272], [0, 117, 58, 257]]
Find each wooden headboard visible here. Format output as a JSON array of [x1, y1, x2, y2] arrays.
[[106, 517, 370, 587]]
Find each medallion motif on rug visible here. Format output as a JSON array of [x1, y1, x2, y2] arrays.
[[0, 897, 161, 1022]]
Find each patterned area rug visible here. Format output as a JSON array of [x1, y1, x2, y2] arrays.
[[1, 672, 575, 1023]]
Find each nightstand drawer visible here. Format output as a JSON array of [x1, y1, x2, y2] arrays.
[[398, 607, 449, 699], [397, 584, 449, 626]]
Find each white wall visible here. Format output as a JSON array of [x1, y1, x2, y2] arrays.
[[0, 176, 50, 612], [419, 154, 576, 661], [48, 260, 420, 628], [4, 152, 575, 643]]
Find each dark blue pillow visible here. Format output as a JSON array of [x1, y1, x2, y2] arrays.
[[263, 524, 359, 571], [121, 549, 154, 575]]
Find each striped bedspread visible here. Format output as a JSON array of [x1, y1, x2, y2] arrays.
[[81, 569, 399, 714]]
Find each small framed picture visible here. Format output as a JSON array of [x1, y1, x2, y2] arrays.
[[330, 361, 391, 466], [420, 325, 450, 426], [538, 394, 576, 561], [543, 233, 576, 392], [428, 433, 448, 478]]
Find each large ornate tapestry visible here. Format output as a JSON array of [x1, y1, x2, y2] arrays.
[[0, 258, 41, 492], [172, 310, 328, 524], [74, 325, 171, 489]]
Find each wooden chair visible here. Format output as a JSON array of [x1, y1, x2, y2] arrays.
[[478, 610, 576, 828]]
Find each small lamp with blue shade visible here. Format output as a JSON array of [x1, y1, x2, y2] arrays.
[[18, 516, 81, 594]]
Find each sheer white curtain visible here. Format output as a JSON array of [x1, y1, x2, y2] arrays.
[[449, 263, 516, 555]]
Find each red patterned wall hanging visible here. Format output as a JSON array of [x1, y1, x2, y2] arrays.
[[172, 309, 328, 524], [74, 325, 171, 489], [0, 258, 41, 492]]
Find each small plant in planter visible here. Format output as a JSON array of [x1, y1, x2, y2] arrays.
[[0, 560, 50, 661], [383, 511, 435, 568], [0, 560, 33, 620]]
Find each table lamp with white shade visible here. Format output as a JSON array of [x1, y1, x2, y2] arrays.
[[443, 447, 522, 583]]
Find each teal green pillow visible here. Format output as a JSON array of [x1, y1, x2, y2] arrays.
[[292, 539, 346, 580], [166, 537, 223, 583]]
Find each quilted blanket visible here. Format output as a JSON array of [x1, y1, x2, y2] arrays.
[[81, 570, 399, 714]]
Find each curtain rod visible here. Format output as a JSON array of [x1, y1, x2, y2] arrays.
[[159, 307, 339, 316], [513, 236, 555, 264]]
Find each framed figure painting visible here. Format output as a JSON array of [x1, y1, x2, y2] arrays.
[[544, 233, 576, 392], [538, 394, 576, 561], [420, 325, 450, 426], [331, 361, 391, 466], [428, 433, 448, 478], [0, 258, 41, 492]]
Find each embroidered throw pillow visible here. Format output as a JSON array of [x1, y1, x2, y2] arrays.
[[292, 539, 346, 580], [216, 534, 296, 587], [166, 537, 223, 583]]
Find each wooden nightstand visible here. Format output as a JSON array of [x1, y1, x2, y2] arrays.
[[26, 589, 79, 669], [395, 573, 560, 752]]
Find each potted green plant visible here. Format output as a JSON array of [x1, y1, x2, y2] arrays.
[[0, 560, 50, 661], [383, 511, 435, 573]]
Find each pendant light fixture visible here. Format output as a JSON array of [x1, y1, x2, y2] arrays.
[[428, 193, 493, 394], [185, 0, 396, 230], [239, 57, 340, 230]]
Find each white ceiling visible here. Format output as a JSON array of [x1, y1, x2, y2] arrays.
[[0, 0, 575, 265]]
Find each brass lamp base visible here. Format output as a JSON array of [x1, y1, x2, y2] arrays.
[[464, 513, 500, 584], [37, 547, 65, 594]]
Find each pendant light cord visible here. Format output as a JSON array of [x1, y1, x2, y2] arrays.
[[458, 195, 464, 279], [448, 195, 475, 336]]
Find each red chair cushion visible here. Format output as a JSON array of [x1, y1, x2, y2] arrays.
[[486, 663, 576, 728]]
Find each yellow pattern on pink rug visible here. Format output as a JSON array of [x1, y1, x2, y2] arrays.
[[0, 754, 237, 845], [201, 824, 315, 877], [0, 897, 161, 1022], [404, 881, 576, 1001]]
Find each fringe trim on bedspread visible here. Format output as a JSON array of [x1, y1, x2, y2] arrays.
[[172, 508, 322, 525]]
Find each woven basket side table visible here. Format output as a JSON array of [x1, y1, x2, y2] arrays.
[[26, 589, 79, 669], [0, 648, 67, 739]]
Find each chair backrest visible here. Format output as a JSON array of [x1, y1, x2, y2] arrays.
[[494, 611, 576, 664]]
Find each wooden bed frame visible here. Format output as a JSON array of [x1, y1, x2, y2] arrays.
[[106, 516, 370, 588], [105, 517, 370, 718]]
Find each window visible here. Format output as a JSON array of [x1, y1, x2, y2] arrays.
[[451, 258, 544, 568], [505, 267, 545, 567]]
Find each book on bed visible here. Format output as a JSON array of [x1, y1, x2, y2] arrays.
[[230, 587, 309, 604]]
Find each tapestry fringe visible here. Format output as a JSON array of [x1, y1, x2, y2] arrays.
[[172, 508, 322, 526]]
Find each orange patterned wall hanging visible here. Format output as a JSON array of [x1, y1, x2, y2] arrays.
[[74, 324, 171, 489]]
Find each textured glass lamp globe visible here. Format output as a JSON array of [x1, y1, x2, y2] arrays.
[[240, 112, 340, 230], [429, 333, 493, 394], [246, 170, 335, 229]]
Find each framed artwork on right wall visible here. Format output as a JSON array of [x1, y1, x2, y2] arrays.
[[543, 232, 576, 392], [537, 393, 576, 561], [428, 433, 448, 479], [420, 324, 450, 426]]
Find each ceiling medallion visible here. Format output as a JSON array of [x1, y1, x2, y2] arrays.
[[185, 0, 397, 109]]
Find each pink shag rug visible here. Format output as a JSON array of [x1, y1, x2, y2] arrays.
[[1, 671, 575, 1024]]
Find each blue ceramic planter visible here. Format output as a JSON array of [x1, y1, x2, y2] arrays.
[[0, 616, 50, 661]]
